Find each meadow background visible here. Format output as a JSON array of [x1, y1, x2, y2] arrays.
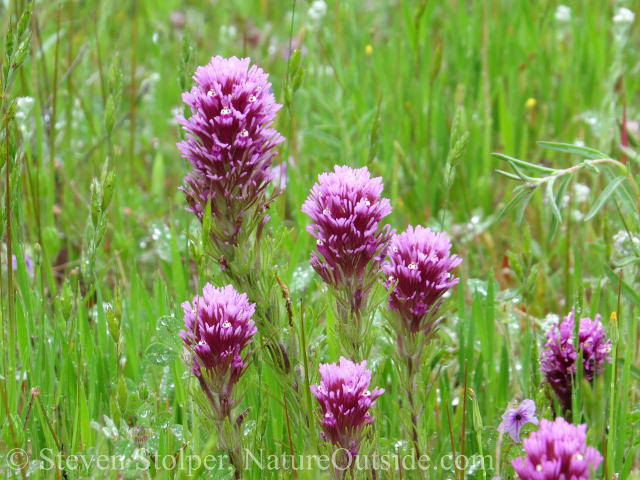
[[2, 0, 640, 478]]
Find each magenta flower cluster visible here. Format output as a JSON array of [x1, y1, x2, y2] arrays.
[[383, 225, 462, 334], [302, 165, 394, 300], [177, 56, 284, 252], [541, 310, 612, 412], [310, 357, 384, 456], [512, 417, 603, 480], [180, 284, 257, 413]]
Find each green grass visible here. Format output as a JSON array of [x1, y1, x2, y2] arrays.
[[2, 0, 640, 478]]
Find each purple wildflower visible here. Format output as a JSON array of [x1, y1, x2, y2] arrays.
[[497, 399, 539, 443], [512, 417, 603, 480], [541, 310, 612, 413], [12, 252, 34, 278], [177, 56, 284, 256], [383, 225, 462, 335], [180, 284, 257, 416], [302, 165, 394, 313], [310, 357, 384, 456]]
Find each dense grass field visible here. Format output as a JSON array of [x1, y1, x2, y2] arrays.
[[2, 0, 640, 478]]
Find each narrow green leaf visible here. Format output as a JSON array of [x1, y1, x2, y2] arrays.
[[496, 169, 522, 181], [584, 176, 626, 222], [516, 187, 538, 227], [546, 177, 561, 222], [498, 189, 527, 222], [492, 152, 557, 174], [537, 141, 610, 160], [613, 256, 640, 268], [548, 174, 571, 243], [169, 212, 187, 303], [603, 265, 640, 310]]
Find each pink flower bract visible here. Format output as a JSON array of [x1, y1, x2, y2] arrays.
[[177, 56, 284, 250], [180, 284, 257, 400], [310, 357, 384, 456], [302, 165, 394, 291], [383, 225, 462, 334], [541, 310, 612, 412], [512, 417, 603, 480]]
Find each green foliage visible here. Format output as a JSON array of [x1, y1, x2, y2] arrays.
[[2, 1, 640, 479]]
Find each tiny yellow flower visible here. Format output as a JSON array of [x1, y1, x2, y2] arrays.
[[365, 44, 373, 56], [398, 197, 404, 208], [525, 97, 537, 109], [117, 11, 125, 20]]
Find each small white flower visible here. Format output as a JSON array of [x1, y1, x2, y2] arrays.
[[555, 5, 572, 22], [222, 321, 232, 328], [221, 107, 231, 115], [614, 7, 635, 25], [317, 239, 324, 246], [573, 454, 584, 461], [363, 390, 371, 397], [239, 129, 249, 137], [408, 263, 418, 270], [248, 95, 257, 102], [207, 89, 215, 97], [573, 183, 591, 203]]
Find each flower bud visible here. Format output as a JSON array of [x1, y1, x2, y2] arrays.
[[60, 280, 74, 320], [107, 308, 120, 343], [104, 96, 115, 135], [110, 397, 121, 426], [292, 65, 305, 93], [288, 48, 301, 79], [114, 286, 123, 321], [470, 390, 483, 432], [90, 179, 100, 228], [138, 381, 149, 401], [611, 311, 619, 344], [130, 425, 151, 447], [33, 243, 42, 267], [101, 169, 116, 211], [117, 376, 128, 414]]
